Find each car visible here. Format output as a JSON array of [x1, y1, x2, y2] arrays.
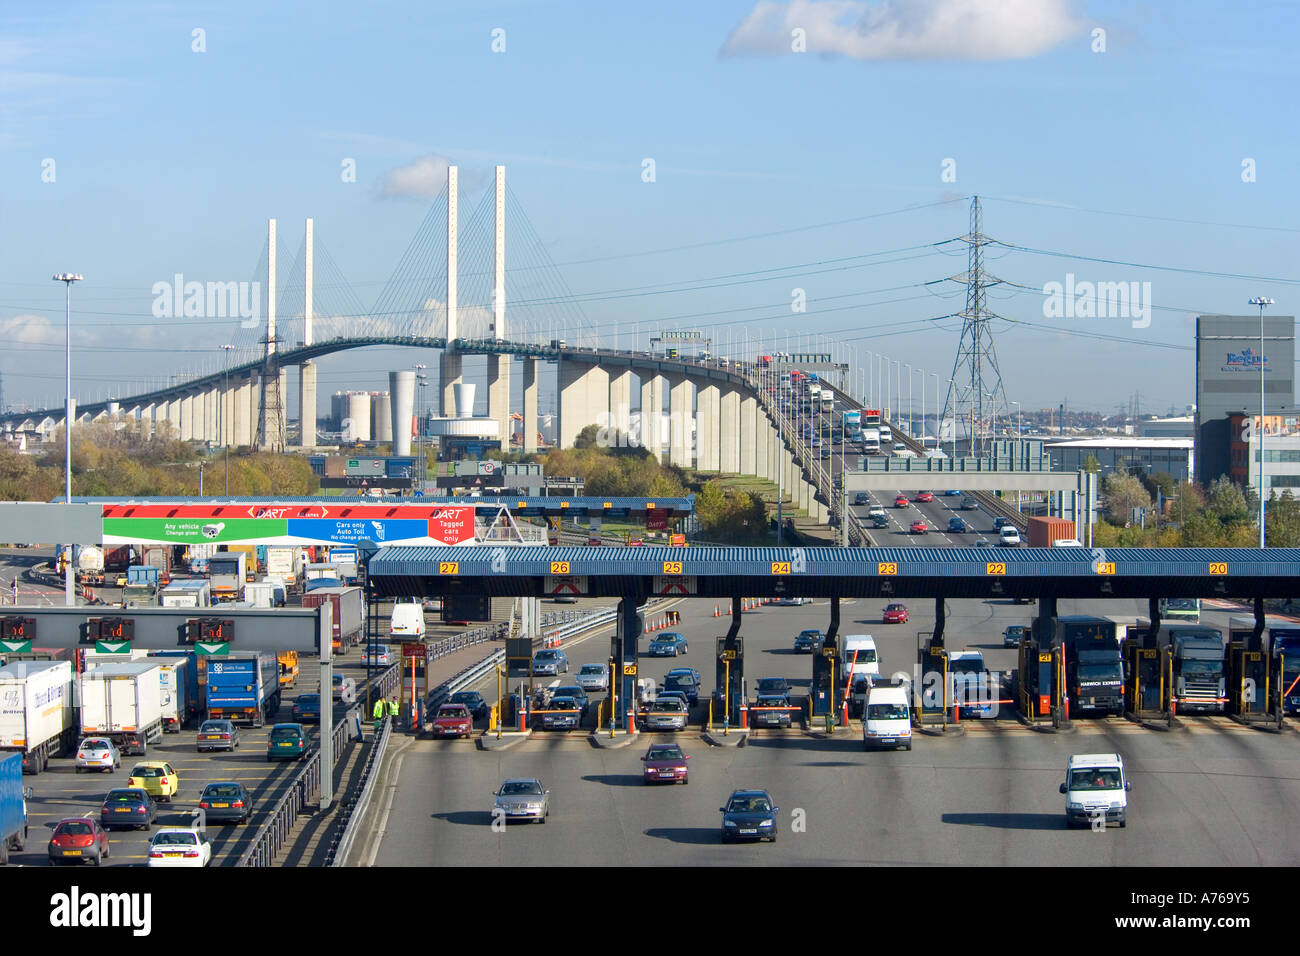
[[432, 703, 475, 737], [550, 685, 591, 716], [1003, 625, 1028, 648], [644, 696, 689, 731], [532, 649, 569, 675], [197, 781, 254, 826], [291, 693, 322, 723], [666, 666, 703, 687], [647, 632, 689, 657], [656, 690, 690, 711], [421, 597, 443, 612], [551, 594, 579, 604], [575, 663, 611, 692], [493, 778, 549, 823], [894, 495, 910, 508], [773, 596, 807, 606], [974, 538, 992, 547], [820, 447, 831, 459], [867, 505, 886, 519], [540, 696, 583, 730], [993, 516, 1011, 531], [998, 526, 1022, 547], [641, 743, 690, 784], [870, 514, 890, 528], [100, 788, 157, 831], [127, 761, 179, 802], [449, 690, 489, 720], [793, 628, 823, 653], [196, 719, 240, 752], [363, 644, 394, 666], [661, 672, 699, 706], [910, 519, 929, 534], [947, 517, 968, 533], [720, 789, 779, 843], [1061, 753, 1130, 828], [48, 817, 111, 866], [146, 827, 212, 867], [945, 490, 962, 496], [961, 496, 979, 510], [753, 695, 793, 727], [916, 491, 934, 503], [854, 492, 871, 506], [755, 677, 791, 703], [266, 723, 309, 761], [75, 737, 121, 773], [882, 603, 909, 624]]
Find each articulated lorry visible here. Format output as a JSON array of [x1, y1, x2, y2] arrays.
[[1054, 615, 1125, 716], [0, 660, 75, 774], [209, 552, 248, 602], [122, 565, 160, 606], [159, 579, 212, 608], [0, 752, 31, 865], [204, 653, 280, 727], [301, 586, 365, 651], [79, 661, 165, 755], [1156, 624, 1227, 714]]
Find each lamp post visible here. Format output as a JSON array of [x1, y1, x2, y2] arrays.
[[1010, 401, 1021, 508], [53, 273, 82, 606], [221, 344, 234, 495], [415, 364, 428, 487], [1249, 296, 1275, 547]]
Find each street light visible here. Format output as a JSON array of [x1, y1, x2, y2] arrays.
[[53, 273, 82, 607], [1249, 296, 1275, 547]]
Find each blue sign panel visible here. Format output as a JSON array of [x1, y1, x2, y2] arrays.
[[287, 518, 429, 545]]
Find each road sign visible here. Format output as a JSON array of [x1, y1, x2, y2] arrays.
[[93, 641, 132, 654], [546, 575, 587, 596], [653, 575, 696, 596], [195, 641, 230, 656], [402, 643, 426, 659], [0, 639, 31, 653], [623, 663, 638, 676]]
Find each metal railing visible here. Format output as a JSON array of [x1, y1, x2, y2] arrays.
[[325, 716, 391, 867]]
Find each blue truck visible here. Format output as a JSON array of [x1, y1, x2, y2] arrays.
[[0, 752, 32, 866], [204, 653, 280, 727]]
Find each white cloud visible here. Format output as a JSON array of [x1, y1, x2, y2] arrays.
[[722, 0, 1084, 60], [0, 314, 62, 345], [379, 154, 456, 200]]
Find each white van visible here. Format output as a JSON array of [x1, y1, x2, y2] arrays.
[[390, 602, 426, 640], [842, 635, 879, 717], [863, 682, 912, 751], [1060, 753, 1130, 828]]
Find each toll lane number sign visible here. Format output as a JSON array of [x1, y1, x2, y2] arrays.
[[623, 664, 637, 676], [1209, 562, 1229, 575], [662, 561, 683, 575], [986, 562, 1006, 575], [877, 562, 897, 576], [550, 561, 570, 575], [439, 562, 458, 575], [771, 561, 791, 575]]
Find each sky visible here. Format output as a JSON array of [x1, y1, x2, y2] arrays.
[[2, 0, 1299, 421]]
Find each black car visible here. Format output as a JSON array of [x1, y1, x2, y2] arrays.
[[1003, 625, 1028, 648], [755, 677, 791, 704], [550, 685, 590, 717], [947, 517, 968, 533], [793, 629, 823, 653], [198, 781, 254, 826], [753, 695, 792, 728], [661, 673, 699, 706], [720, 789, 779, 843], [100, 788, 157, 831], [449, 691, 489, 720], [854, 492, 871, 506]]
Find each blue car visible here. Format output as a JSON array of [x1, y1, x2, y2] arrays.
[[661, 674, 699, 706], [947, 517, 968, 533], [647, 632, 689, 657], [720, 789, 779, 843], [291, 693, 321, 723], [945, 490, 962, 496]]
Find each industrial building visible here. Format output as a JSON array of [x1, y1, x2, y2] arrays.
[[1045, 437, 1195, 482]]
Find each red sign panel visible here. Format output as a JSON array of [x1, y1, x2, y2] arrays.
[[102, 503, 475, 521], [645, 509, 668, 531], [402, 643, 427, 659], [427, 506, 475, 545]]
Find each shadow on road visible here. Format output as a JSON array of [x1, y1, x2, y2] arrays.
[[643, 826, 720, 845], [581, 773, 645, 788], [941, 812, 1063, 831], [432, 810, 495, 827]]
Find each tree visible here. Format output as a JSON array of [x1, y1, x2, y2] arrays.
[[1102, 472, 1151, 525], [1082, 454, 1101, 474], [573, 424, 601, 449], [1266, 490, 1300, 547], [1206, 477, 1251, 527]]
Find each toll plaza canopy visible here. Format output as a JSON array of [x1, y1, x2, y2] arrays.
[[367, 546, 1300, 601]]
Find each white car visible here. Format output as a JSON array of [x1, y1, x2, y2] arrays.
[[363, 644, 394, 666], [867, 506, 886, 520], [75, 737, 121, 773], [998, 526, 1022, 547], [575, 663, 610, 692], [146, 828, 212, 867]]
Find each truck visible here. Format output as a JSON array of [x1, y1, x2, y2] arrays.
[[1158, 598, 1201, 624], [205, 653, 280, 726], [1155, 624, 1226, 714], [277, 650, 299, 688], [75, 545, 106, 586], [122, 565, 160, 606], [0, 752, 32, 865], [1054, 616, 1124, 716], [186, 543, 218, 574], [159, 579, 212, 608], [1227, 616, 1300, 715], [0, 660, 75, 774], [265, 546, 301, 591], [209, 552, 248, 601], [861, 427, 881, 454], [820, 390, 834, 414], [301, 586, 365, 651], [147, 650, 203, 724], [842, 410, 861, 441], [244, 580, 286, 608], [78, 662, 165, 755], [225, 544, 259, 579], [1027, 516, 1077, 548], [139, 544, 171, 586], [327, 546, 360, 584]]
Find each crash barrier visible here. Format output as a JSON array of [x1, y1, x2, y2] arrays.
[[325, 715, 391, 867], [238, 661, 400, 867]]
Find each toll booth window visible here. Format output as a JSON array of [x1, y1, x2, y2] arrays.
[[867, 703, 908, 720], [1069, 769, 1121, 791]]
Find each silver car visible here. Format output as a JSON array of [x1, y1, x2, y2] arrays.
[[575, 663, 610, 692], [645, 697, 689, 731], [493, 777, 550, 824], [75, 737, 121, 773]]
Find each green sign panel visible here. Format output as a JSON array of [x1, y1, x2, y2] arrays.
[[195, 641, 230, 657], [103, 517, 287, 545], [0, 640, 32, 653], [94, 641, 132, 654]]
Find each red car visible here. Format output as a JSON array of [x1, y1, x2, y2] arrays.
[[883, 603, 910, 624], [431, 703, 474, 738], [894, 495, 910, 508], [916, 491, 934, 503], [910, 519, 929, 534], [641, 743, 690, 785], [48, 817, 111, 866]]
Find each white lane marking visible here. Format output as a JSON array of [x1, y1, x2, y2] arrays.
[[362, 736, 410, 868]]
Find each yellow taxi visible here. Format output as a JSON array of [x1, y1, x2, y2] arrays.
[[126, 761, 180, 802]]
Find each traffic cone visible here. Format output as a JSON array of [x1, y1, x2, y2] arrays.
[[713, 605, 720, 617]]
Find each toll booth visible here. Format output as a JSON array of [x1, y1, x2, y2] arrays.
[[1125, 644, 1164, 715], [715, 637, 744, 725], [810, 637, 839, 719], [1225, 642, 1271, 718], [916, 641, 947, 724], [1017, 626, 1062, 722], [612, 599, 644, 730]]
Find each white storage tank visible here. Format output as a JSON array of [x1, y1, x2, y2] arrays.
[[345, 392, 372, 442], [372, 391, 393, 442]]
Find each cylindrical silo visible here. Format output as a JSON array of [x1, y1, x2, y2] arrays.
[[345, 391, 372, 442], [372, 391, 392, 443], [452, 383, 476, 419], [331, 391, 348, 431], [389, 371, 415, 457]]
